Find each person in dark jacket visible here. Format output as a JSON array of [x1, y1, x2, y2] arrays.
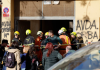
[[2, 46, 9, 70], [12, 31, 22, 46], [77, 36, 85, 49], [42, 42, 62, 70], [45, 30, 62, 50], [11, 31, 22, 52], [71, 32, 79, 50], [41, 32, 49, 52], [63, 46, 75, 58], [24, 29, 35, 47], [0, 39, 8, 70], [26, 47, 39, 70]]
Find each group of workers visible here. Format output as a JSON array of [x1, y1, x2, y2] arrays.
[[12, 27, 80, 63]]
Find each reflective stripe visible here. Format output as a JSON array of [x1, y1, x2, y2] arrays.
[[12, 40, 14, 42], [40, 46, 45, 49], [66, 36, 68, 44], [43, 46, 45, 48], [24, 43, 34, 46], [19, 45, 22, 46]]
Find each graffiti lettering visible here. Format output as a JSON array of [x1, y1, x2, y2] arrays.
[[2, 21, 11, 38], [4, 33, 9, 38], [76, 20, 98, 43], [77, 31, 98, 39], [2, 28, 11, 33], [1, 21, 10, 27], [76, 20, 98, 31]]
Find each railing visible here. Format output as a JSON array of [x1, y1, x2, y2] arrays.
[[48, 42, 100, 70]]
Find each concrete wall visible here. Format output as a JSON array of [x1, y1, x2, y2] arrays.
[[30, 20, 40, 39], [2, 0, 14, 44], [75, 0, 100, 43], [18, 20, 30, 42], [14, 0, 74, 17]]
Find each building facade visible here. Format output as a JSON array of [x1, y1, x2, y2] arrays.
[[1, 0, 100, 44]]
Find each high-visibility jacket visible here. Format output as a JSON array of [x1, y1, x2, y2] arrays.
[[35, 36, 42, 47], [35, 36, 42, 62], [59, 35, 71, 48], [59, 35, 71, 56], [24, 35, 35, 47]]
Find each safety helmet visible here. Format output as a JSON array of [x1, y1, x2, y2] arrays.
[[58, 30, 64, 35], [60, 27, 67, 32], [26, 29, 31, 35], [71, 32, 77, 37], [37, 31, 43, 36], [45, 32, 49, 36], [14, 31, 20, 35]]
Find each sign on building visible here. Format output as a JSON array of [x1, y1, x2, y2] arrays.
[[3, 7, 9, 17]]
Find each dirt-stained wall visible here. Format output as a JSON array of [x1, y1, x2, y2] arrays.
[[14, 0, 74, 17], [2, 0, 14, 44], [75, 0, 100, 43]]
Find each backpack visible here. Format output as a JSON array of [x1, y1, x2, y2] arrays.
[[5, 51, 17, 68]]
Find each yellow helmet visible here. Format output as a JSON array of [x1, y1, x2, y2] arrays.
[[26, 29, 31, 35], [45, 32, 49, 36], [14, 31, 20, 35], [37, 31, 43, 36], [71, 32, 77, 37], [60, 27, 67, 32]]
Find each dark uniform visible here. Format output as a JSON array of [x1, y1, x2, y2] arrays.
[[41, 39, 47, 52], [24, 35, 35, 47], [45, 35, 63, 48], [0, 45, 5, 70], [12, 38, 22, 45], [71, 38, 79, 50], [77, 37, 85, 49]]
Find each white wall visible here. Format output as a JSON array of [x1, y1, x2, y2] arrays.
[[2, 0, 14, 44], [75, 0, 100, 43]]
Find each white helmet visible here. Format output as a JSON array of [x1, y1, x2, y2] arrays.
[[37, 31, 43, 36], [58, 30, 64, 35]]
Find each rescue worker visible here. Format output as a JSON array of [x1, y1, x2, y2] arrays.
[[77, 36, 85, 49], [45, 30, 62, 50], [45, 32, 49, 38], [12, 31, 22, 46], [58, 30, 71, 56], [71, 32, 79, 50], [35, 31, 43, 62], [24, 29, 35, 47], [41, 32, 49, 52], [60, 27, 69, 37]]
